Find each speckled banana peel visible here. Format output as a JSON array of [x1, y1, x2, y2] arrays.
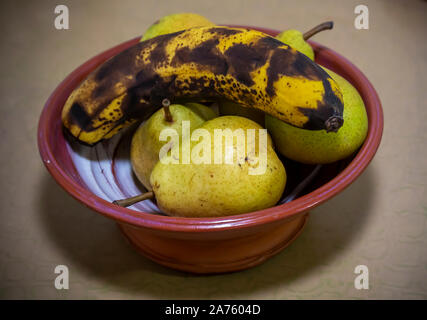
[[62, 26, 344, 145]]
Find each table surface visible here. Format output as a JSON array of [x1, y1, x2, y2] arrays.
[[1, 0, 426, 300]]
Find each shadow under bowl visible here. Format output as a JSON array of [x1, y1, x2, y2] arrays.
[[37, 26, 383, 274]]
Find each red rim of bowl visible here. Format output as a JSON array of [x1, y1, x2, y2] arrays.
[[37, 25, 383, 233]]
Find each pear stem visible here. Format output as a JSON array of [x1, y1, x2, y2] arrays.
[[113, 191, 154, 207], [280, 164, 322, 204], [162, 98, 173, 122], [303, 21, 334, 40]]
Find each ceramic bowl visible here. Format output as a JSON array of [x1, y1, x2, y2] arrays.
[[38, 26, 383, 274]]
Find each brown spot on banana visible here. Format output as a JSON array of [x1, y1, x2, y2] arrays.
[[62, 26, 344, 145]]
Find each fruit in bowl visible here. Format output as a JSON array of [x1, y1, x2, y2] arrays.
[[61, 21, 346, 215], [140, 13, 215, 42], [131, 102, 217, 191], [38, 13, 383, 273], [61, 27, 344, 145], [149, 116, 286, 218], [266, 67, 368, 164]]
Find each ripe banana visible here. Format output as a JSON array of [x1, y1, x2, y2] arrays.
[[62, 26, 344, 145]]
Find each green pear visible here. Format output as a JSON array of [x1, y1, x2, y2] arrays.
[[131, 103, 216, 190], [150, 116, 285, 217], [276, 29, 314, 60], [276, 22, 334, 61], [141, 13, 215, 42], [218, 100, 265, 126], [265, 67, 368, 164]]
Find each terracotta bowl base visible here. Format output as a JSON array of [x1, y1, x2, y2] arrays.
[[118, 213, 309, 274]]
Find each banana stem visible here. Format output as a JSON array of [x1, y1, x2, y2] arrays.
[[113, 191, 154, 207], [303, 21, 334, 40], [162, 98, 173, 122]]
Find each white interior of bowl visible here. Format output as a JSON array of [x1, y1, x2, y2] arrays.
[[66, 124, 162, 214]]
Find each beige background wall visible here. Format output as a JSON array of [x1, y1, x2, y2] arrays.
[[0, 0, 426, 299]]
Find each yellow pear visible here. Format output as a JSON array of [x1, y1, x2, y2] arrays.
[[150, 116, 285, 217], [131, 103, 216, 190], [265, 68, 368, 164], [141, 13, 214, 41]]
